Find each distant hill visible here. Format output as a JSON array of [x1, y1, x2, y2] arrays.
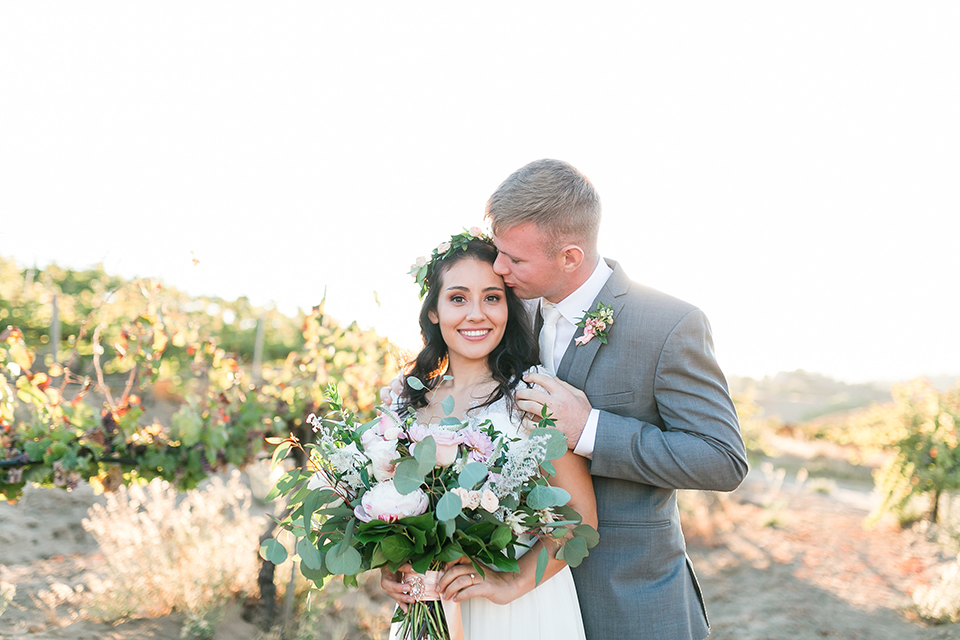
[[728, 370, 894, 424], [729, 370, 960, 424]]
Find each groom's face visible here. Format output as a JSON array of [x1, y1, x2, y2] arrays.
[[491, 223, 565, 302]]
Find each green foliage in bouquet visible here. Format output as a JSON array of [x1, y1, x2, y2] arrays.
[[870, 378, 960, 525], [263, 381, 599, 638]]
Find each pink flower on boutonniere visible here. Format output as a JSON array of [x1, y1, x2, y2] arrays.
[[575, 302, 614, 346]]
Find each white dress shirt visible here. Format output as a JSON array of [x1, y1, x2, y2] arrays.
[[538, 257, 612, 459]]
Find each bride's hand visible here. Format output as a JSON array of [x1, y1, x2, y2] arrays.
[[379, 564, 416, 612], [438, 557, 519, 605]]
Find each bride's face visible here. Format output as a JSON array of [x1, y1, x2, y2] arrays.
[[428, 258, 508, 365]]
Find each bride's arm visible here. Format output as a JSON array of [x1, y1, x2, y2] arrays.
[[438, 450, 597, 605]]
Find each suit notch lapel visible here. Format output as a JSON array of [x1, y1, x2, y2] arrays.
[[557, 260, 629, 389]]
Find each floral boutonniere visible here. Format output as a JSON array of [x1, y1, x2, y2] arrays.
[[575, 302, 614, 346]]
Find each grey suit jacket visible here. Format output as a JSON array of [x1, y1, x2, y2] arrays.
[[546, 260, 748, 640]]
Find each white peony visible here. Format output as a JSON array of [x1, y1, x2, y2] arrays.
[[363, 437, 399, 482], [354, 480, 429, 523]]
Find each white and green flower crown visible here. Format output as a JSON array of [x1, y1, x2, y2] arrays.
[[408, 226, 492, 299]]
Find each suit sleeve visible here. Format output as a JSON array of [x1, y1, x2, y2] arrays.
[[588, 308, 748, 491]]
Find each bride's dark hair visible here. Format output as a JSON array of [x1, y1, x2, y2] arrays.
[[402, 238, 538, 412]]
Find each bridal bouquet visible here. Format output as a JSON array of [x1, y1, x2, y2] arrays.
[[261, 381, 598, 640]]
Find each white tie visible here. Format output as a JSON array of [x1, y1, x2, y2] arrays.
[[538, 301, 562, 375]]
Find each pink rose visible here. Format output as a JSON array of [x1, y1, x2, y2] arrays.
[[449, 487, 471, 507], [468, 226, 483, 237], [437, 241, 451, 253], [480, 489, 499, 513], [354, 480, 429, 523], [374, 410, 404, 441], [407, 423, 463, 467]]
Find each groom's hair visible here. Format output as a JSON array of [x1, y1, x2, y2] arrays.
[[485, 159, 601, 256]]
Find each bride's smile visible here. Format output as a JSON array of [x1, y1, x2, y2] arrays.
[[427, 258, 508, 365]]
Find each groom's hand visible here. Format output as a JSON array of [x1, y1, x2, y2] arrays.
[[377, 376, 404, 413], [516, 373, 592, 450]]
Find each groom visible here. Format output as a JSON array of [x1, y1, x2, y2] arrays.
[[491, 159, 747, 640]]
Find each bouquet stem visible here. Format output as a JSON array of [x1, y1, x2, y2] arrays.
[[392, 571, 461, 640]]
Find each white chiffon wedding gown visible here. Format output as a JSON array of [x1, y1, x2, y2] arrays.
[[391, 389, 588, 640]]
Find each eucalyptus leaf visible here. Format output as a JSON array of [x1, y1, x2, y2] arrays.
[[393, 458, 424, 495], [298, 537, 323, 570], [436, 491, 463, 521], [439, 417, 462, 426], [290, 516, 307, 537], [302, 489, 322, 527], [284, 481, 313, 508], [441, 394, 456, 416], [526, 485, 571, 509], [574, 524, 600, 548], [271, 441, 292, 470], [540, 459, 556, 477], [259, 538, 288, 565], [535, 546, 549, 585], [457, 462, 488, 490], [407, 376, 425, 390], [265, 469, 302, 502], [413, 436, 437, 475], [529, 427, 568, 460], [559, 536, 589, 567], [442, 519, 456, 539], [325, 542, 362, 576], [357, 417, 379, 435], [300, 561, 329, 585]]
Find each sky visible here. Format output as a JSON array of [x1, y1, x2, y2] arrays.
[[1, 2, 958, 385]]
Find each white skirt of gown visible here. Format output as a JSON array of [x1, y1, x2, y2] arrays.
[[458, 565, 586, 640]]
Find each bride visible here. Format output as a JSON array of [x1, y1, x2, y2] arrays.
[[381, 233, 597, 640]]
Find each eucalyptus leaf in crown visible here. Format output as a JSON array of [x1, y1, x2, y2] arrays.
[[409, 227, 492, 299]]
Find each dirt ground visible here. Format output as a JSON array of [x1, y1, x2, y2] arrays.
[[2, 444, 959, 640]]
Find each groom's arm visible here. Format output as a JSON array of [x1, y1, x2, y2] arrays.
[[589, 308, 747, 491], [520, 309, 747, 492]]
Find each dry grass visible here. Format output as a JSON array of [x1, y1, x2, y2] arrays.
[[0, 580, 15, 618], [913, 558, 960, 623], [80, 471, 265, 622]]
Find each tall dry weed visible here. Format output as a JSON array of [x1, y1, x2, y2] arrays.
[[913, 558, 960, 623], [0, 580, 15, 618], [81, 471, 264, 621]]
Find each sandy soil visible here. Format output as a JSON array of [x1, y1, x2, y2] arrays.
[[2, 447, 959, 640]]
